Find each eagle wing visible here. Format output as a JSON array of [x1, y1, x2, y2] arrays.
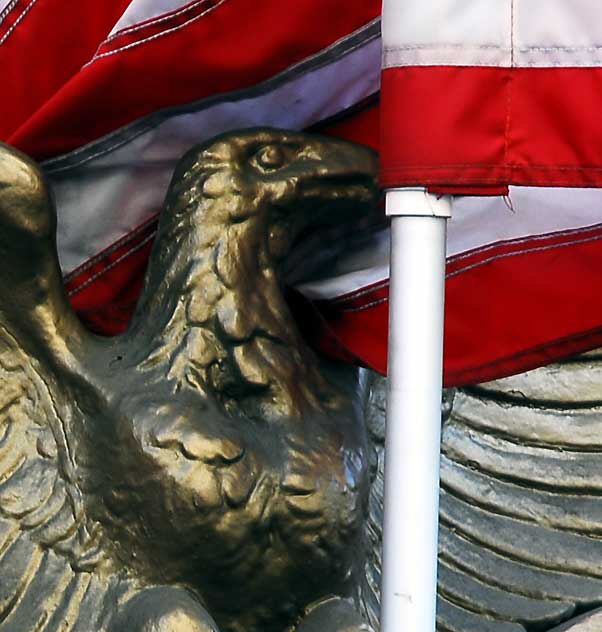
[[438, 356, 602, 632], [0, 144, 126, 631], [359, 371, 386, 630], [0, 323, 121, 631]]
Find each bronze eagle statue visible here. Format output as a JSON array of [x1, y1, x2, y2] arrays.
[[7, 125, 602, 632], [0, 131, 379, 632]]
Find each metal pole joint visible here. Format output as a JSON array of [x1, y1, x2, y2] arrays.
[[385, 188, 452, 218]]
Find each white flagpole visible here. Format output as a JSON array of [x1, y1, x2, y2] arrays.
[[380, 189, 451, 632]]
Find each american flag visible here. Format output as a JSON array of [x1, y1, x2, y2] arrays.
[[4, 0, 602, 386]]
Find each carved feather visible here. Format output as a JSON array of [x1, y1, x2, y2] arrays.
[[0, 326, 125, 630], [0, 134, 382, 632], [363, 355, 602, 632]]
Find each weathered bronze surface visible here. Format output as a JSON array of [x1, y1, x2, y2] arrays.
[[0, 131, 378, 631], [365, 355, 602, 632], [12, 125, 602, 632]]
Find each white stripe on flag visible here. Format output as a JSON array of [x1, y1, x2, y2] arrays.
[[0, 0, 18, 22], [382, 0, 602, 68], [47, 33, 380, 274], [108, 0, 196, 37], [382, 0, 512, 68], [295, 187, 602, 299], [517, 0, 602, 67]]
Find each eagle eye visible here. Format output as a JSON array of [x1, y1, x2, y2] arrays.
[[254, 144, 287, 171]]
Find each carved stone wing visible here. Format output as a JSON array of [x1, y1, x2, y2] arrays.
[[363, 358, 602, 632], [359, 371, 386, 630], [438, 355, 602, 632]]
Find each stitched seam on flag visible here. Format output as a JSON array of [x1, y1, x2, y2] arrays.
[[0, 0, 19, 26], [326, 224, 602, 304], [521, 61, 602, 67], [383, 60, 602, 69], [502, 0, 515, 180], [446, 233, 602, 279], [59, 24, 379, 167], [331, 224, 602, 302], [383, 44, 509, 51], [329, 280, 389, 304], [53, 78, 374, 174], [503, 76, 511, 179], [383, 62, 512, 69], [382, 45, 602, 53], [44, 21, 380, 172], [449, 223, 602, 264], [381, 176, 602, 187], [85, 0, 228, 66], [448, 327, 602, 380], [328, 224, 602, 312], [105, 0, 211, 42], [381, 45, 511, 69], [382, 46, 602, 69], [380, 164, 602, 171], [67, 233, 156, 297], [69, 220, 602, 309], [0, 0, 37, 46], [382, 44, 602, 54], [341, 233, 602, 313], [520, 46, 602, 52], [63, 216, 159, 282], [341, 297, 388, 313]]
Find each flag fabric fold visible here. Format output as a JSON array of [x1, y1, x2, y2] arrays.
[[4, 0, 602, 387], [380, 0, 602, 192]]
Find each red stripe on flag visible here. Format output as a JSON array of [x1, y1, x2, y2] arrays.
[[311, 97, 380, 151], [0, 0, 131, 140], [380, 66, 602, 191], [65, 209, 602, 386], [61, 100, 381, 334], [0, 0, 33, 42], [10, 0, 380, 159], [94, 0, 226, 57], [65, 217, 157, 335], [310, 224, 602, 386]]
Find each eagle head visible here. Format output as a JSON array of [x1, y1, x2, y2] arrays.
[[159, 128, 379, 263]]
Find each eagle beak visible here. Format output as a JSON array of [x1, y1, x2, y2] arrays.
[[291, 137, 380, 228]]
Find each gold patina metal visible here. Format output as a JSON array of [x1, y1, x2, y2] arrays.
[[7, 128, 602, 632], [0, 130, 378, 632]]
